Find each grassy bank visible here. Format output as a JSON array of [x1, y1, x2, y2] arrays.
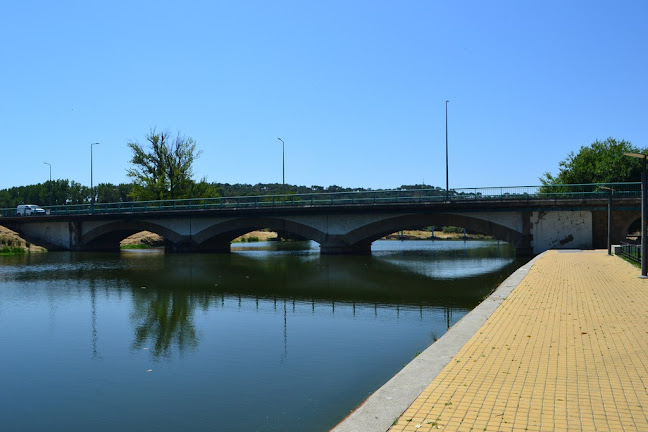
[[232, 230, 278, 243], [119, 230, 279, 248], [0, 226, 47, 254], [381, 229, 494, 241], [119, 231, 165, 248]]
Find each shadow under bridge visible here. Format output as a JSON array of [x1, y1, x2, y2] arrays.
[[78, 211, 529, 255]]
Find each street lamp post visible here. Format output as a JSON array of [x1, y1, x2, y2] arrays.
[[277, 138, 285, 187], [600, 186, 615, 256], [445, 100, 449, 201], [624, 152, 648, 278], [43, 162, 51, 207], [91, 142, 100, 213]]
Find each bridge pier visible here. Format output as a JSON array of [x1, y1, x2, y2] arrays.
[[514, 232, 534, 257], [514, 245, 534, 256]]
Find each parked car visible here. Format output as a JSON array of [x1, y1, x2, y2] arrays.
[[16, 204, 46, 216]]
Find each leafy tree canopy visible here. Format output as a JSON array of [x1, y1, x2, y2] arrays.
[[127, 129, 210, 200], [540, 138, 646, 185]]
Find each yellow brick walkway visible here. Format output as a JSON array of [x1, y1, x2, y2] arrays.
[[389, 251, 648, 431]]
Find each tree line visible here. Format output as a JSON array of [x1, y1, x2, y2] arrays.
[[1, 131, 641, 209], [0, 181, 131, 209], [0, 129, 452, 208], [0, 180, 447, 209], [540, 138, 645, 185]]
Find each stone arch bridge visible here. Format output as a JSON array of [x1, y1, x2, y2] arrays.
[[1, 195, 640, 256]]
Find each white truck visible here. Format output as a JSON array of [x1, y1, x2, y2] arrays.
[[16, 204, 46, 216]]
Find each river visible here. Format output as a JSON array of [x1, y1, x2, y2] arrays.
[[0, 240, 527, 432]]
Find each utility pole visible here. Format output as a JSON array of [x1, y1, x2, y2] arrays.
[[445, 100, 449, 201], [277, 138, 285, 187], [43, 162, 52, 207], [91, 142, 100, 213]]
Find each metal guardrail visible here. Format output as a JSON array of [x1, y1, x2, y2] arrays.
[[0, 182, 641, 217], [619, 242, 641, 263]]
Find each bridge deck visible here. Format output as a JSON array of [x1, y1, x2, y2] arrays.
[[0, 196, 641, 222], [334, 251, 648, 431]]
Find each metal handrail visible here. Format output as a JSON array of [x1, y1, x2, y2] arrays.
[[0, 182, 641, 217], [619, 241, 641, 263]]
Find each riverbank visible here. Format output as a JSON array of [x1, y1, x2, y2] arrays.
[[334, 250, 648, 431], [381, 230, 493, 241], [0, 226, 47, 254], [119, 230, 279, 248]]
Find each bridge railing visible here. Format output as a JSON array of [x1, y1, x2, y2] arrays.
[[455, 182, 642, 201], [0, 182, 641, 217], [618, 242, 641, 264]]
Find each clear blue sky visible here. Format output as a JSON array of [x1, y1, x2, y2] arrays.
[[2, 0, 646, 191]]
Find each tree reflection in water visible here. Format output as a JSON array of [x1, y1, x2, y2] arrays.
[[130, 289, 199, 357]]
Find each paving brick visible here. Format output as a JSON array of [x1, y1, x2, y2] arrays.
[[388, 251, 648, 432]]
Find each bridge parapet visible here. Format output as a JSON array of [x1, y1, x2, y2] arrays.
[[0, 182, 639, 217]]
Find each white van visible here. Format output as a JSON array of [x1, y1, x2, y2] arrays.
[[16, 204, 46, 216]]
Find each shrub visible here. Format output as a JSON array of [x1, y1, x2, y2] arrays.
[[0, 246, 25, 255], [442, 226, 464, 234]]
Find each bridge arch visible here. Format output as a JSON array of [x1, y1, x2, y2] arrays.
[[328, 213, 526, 254], [82, 220, 182, 251], [80, 217, 329, 252], [192, 217, 327, 251], [621, 215, 641, 242]]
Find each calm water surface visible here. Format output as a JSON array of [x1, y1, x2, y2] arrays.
[[0, 240, 527, 432]]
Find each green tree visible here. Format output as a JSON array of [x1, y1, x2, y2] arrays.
[[127, 129, 203, 200], [540, 138, 645, 185], [96, 183, 133, 203]]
